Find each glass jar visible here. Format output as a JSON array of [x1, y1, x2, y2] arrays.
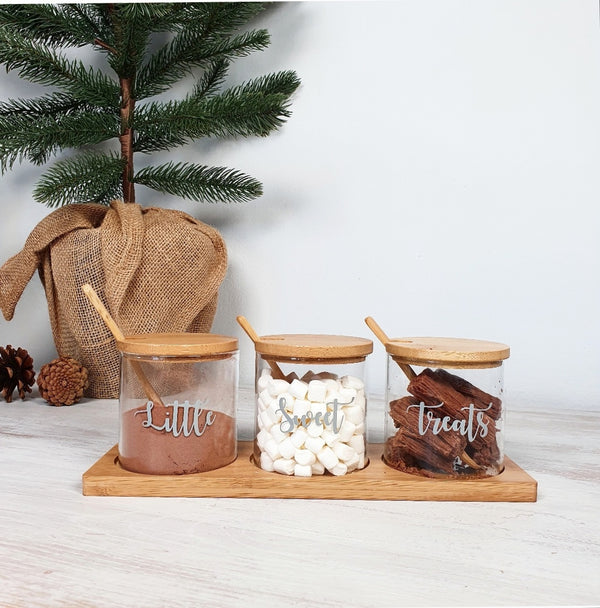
[[117, 333, 238, 475], [251, 333, 373, 477], [383, 337, 510, 478]]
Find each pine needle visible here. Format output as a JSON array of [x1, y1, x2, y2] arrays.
[[134, 162, 262, 203], [33, 152, 125, 207]]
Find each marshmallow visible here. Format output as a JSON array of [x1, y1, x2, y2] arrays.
[[259, 408, 276, 431], [333, 442, 356, 462], [341, 375, 364, 391], [338, 387, 357, 405], [306, 419, 324, 438], [323, 378, 339, 393], [290, 426, 308, 448], [273, 458, 295, 475], [259, 388, 274, 408], [277, 392, 295, 412], [304, 435, 325, 454], [257, 395, 270, 413], [343, 405, 364, 426], [294, 464, 312, 477], [289, 379, 309, 400], [269, 423, 288, 444], [345, 452, 361, 473], [317, 446, 339, 471], [293, 399, 311, 418], [279, 437, 296, 460], [267, 378, 290, 398], [322, 429, 340, 447], [267, 400, 284, 423], [307, 380, 327, 402], [348, 434, 365, 455], [330, 462, 348, 476], [337, 419, 357, 443], [264, 438, 281, 461], [294, 448, 316, 466], [311, 461, 325, 475], [256, 429, 270, 450], [325, 391, 343, 408], [310, 401, 327, 417], [257, 370, 271, 392], [260, 452, 275, 472], [256, 368, 368, 477]]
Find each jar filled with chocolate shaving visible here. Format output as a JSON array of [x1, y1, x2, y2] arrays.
[[365, 318, 510, 479]]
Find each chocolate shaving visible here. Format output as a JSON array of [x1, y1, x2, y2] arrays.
[[385, 367, 503, 477], [432, 368, 502, 420]]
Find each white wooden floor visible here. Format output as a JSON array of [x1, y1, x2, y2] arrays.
[[1, 389, 598, 607]]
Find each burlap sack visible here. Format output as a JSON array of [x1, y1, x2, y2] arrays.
[[0, 200, 227, 398]]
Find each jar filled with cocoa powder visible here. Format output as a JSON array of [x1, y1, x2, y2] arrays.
[[382, 337, 510, 478], [247, 331, 373, 477], [117, 333, 238, 475]]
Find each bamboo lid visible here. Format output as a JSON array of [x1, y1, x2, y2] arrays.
[[254, 334, 373, 362], [116, 333, 238, 357], [385, 337, 510, 367]]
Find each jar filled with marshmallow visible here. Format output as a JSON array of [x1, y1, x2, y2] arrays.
[[382, 336, 510, 479], [247, 330, 373, 477]]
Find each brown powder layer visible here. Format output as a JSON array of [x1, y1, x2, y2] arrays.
[[119, 405, 236, 475]]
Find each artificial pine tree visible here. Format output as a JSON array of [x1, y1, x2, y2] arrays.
[[0, 3, 300, 207]]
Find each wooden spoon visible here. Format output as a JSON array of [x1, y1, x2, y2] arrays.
[[81, 284, 166, 407], [236, 316, 287, 381], [365, 316, 482, 470]]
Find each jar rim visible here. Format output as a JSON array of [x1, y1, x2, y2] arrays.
[[254, 334, 373, 360], [384, 336, 509, 365], [116, 333, 238, 357]]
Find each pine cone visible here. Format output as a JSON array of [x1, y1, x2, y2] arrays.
[[0, 345, 36, 403], [37, 357, 89, 407]]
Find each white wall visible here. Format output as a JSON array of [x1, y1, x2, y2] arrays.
[[1, 1, 598, 410]]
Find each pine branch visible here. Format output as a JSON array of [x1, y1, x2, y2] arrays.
[[133, 70, 300, 153], [0, 27, 119, 106], [33, 152, 125, 207], [84, 4, 115, 45], [108, 4, 154, 78], [116, 3, 182, 24], [229, 70, 303, 100], [64, 4, 107, 42], [0, 5, 100, 48], [0, 109, 119, 171], [173, 3, 266, 36], [133, 162, 262, 203], [135, 28, 270, 100], [193, 58, 230, 99], [0, 93, 85, 118]]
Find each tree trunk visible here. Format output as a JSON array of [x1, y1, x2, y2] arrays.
[[119, 76, 135, 203]]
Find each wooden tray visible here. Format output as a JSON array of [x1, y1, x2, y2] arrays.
[[82, 442, 537, 501]]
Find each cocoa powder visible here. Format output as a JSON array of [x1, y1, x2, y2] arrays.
[[119, 402, 236, 475]]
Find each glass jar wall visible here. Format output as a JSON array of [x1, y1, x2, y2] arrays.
[[250, 333, 373, 477], [117, 334, 238, 475], [383, 337, 509, 479]]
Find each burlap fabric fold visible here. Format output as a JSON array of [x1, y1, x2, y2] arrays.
[[0, 200, 227, 398]]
